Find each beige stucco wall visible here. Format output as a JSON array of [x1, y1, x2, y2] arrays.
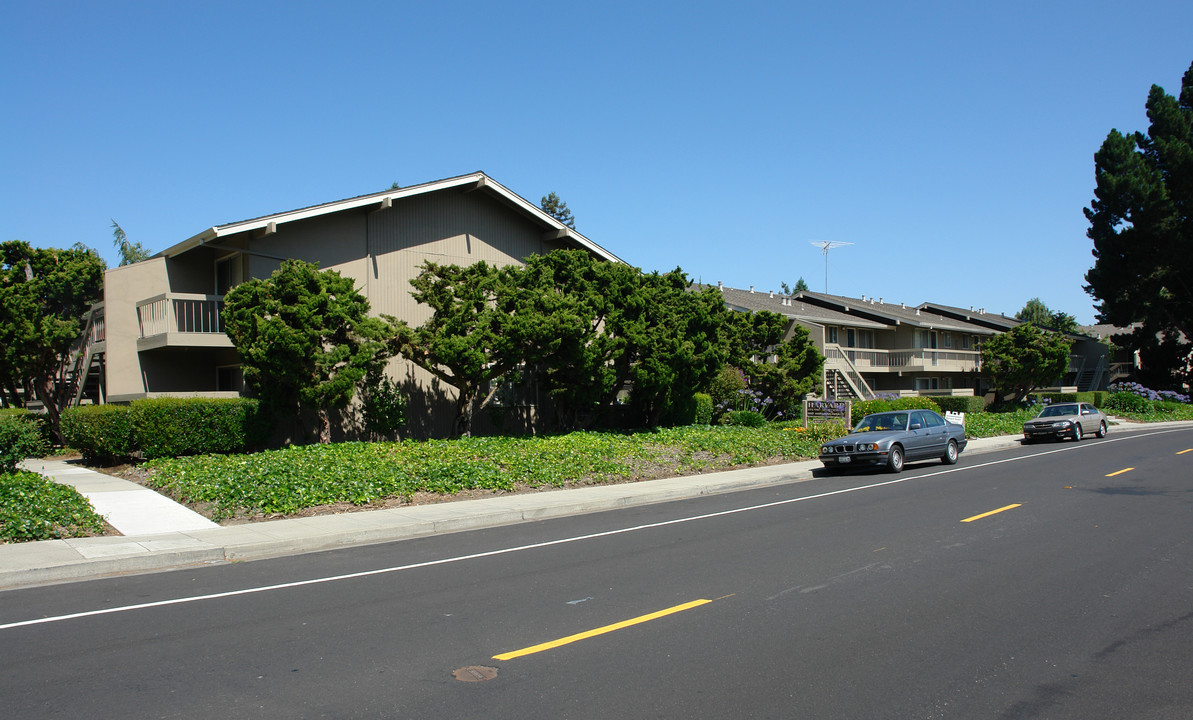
[[104, 258, 169, 399]]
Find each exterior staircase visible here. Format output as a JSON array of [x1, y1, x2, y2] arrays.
[[65, 304, 106, 407], [824, 345, 876, 401], [1072, 355, 1107, 393]]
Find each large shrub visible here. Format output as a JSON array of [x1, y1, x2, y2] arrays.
[[851, 396, 941, 424], [930, 396, 987, 414], [131, 398, 263, 459], [692, 393, 713, 425], [60, 405, 135, 464], [62, 398, 263, 463], [0, 409, 49, 473], [1102, 391, 1154, 414], [706, 366, 749, 420]]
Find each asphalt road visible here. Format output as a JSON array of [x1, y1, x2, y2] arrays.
[[3, 427, 1192, 719]]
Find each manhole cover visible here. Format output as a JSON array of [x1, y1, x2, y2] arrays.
[[453, 665, 498, 682]]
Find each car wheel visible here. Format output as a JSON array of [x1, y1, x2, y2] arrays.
[[887, 445, 904, 473], [1073, 423, 1083, 442], [941, 439, 959, 465], [1096, 421, 1107, 438], [1022, 436, 1034, 445]]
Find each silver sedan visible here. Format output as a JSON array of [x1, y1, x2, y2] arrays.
[[1022, 402, 1108, 443], [819, 410, 968, 473]]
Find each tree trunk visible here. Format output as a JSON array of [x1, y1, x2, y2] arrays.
[[33, 376, 64, 446], [452, 390, 475, 437], [317, 408, 332, 444]]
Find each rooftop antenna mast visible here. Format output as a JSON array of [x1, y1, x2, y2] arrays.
[[809, 240, 853, 293]]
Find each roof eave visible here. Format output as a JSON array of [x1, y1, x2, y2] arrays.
[[155, 172, 625, 265]]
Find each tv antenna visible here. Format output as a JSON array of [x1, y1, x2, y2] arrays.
[[809, 240, 853, 293]]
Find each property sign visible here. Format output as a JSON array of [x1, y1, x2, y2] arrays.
[[804, 399, 850, 425], [945, 411, 965, 427]]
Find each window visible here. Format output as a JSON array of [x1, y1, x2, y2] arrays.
[[846, 329, 856, 347], [828, 327, 839, 344], [857, 329, 874, 349], [943, 334, 952, 348]]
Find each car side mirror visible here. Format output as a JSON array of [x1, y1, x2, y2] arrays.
[[910, 423, 922, 430]]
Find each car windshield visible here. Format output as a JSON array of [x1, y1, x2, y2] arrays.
[[1040, 405, 1077, 418], [854, 413, 909, 433]]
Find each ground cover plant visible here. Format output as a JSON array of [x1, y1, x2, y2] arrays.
[[143, 423, 844, 521], [108, 395, 1193, 526], [1, 470, 106, 542]]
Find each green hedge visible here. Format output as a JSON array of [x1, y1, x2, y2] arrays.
[[1102, 391, 1154, 414], [0, 410, 49, 473], [692, 393, 713, 425], [62, 398, 262, 463], [929, 396, 987, 414], [851, 396, 941, 424], [130, 398, 264, 459], [60, 405, 136, 464], [1030, 391, 1109, 407]]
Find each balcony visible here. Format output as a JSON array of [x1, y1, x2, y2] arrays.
[[136, 293, 234, 351], [825, 344, 981, 373]]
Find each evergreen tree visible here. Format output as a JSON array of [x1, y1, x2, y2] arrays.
[[1084, 60, 1193, 388], [540, 192, 576, 229]]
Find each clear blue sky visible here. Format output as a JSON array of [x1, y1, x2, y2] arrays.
[[4, 1, 1191, 325]]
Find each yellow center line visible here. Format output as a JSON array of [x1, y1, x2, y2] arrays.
[[1106, 467, 1134, 477], [493, 598, 712, 661], [961, 504, 1022, 523], [1178, 449, 1193, 455]]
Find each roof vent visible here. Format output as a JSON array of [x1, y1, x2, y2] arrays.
[[915, 308, 921, 315], [749, 285, 754, 293], [979, 308, 984, 314], [769, 290, 773, 298], [861, 294, 866, 301], [901, 302, 905, 309], [718, 281, 723, 289], [879, 297, 883, 304], [969, 305, 974, 312]]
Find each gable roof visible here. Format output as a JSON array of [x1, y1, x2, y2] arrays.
[[156, 172, 624, 264], [797, 291, 998, 334], [917, 301, 1020, 331], [700, 283, 887, 329]]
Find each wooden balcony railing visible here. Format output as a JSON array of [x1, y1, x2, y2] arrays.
[[137, 293, 225, 339]]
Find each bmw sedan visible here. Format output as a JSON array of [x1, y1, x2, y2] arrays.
[[819, 409, 968, 473], [1022, 402, 1108, 443]]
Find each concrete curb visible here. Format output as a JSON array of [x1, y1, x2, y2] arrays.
[[3, 422, 1189, 590]]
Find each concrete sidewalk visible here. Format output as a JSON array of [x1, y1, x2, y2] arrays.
[[4, 421, 1189, 591]]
